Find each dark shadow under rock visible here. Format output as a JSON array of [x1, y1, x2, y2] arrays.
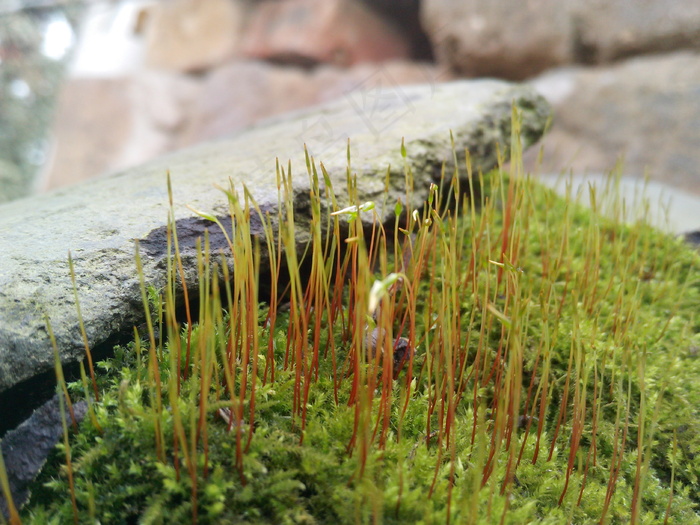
[[1, 394, 87, 517]]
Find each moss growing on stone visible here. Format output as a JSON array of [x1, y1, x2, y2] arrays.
[[15, 127, 700, 524]]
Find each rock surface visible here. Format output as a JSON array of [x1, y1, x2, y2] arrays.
[[527, 52, 700, 195], [421, 0, 700, 79], [0, 80, 550, 401]]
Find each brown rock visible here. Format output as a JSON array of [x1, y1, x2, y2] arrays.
[[144, 0, 248, 73], [421, 0, 700, 80], [420, 0, 572, 80], [526, 52, 700, 196], [240, 0, 410, 67], [359, 0, 433, 59]]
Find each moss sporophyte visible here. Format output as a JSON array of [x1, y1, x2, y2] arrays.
[[8, 115, 700, 524]]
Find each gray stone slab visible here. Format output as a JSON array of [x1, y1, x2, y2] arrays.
[[0, 79, 550, 396]]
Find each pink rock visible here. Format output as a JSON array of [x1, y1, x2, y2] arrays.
[[240, 0, 410, 67], [183, 59, 451, 145], [314, 60, 452, 104], [41, 77, 135, 190], [42, 58, 449, 190], [41, 72, 202, 190], [181, 61, 316, 144], [144, 0, 249, 73]]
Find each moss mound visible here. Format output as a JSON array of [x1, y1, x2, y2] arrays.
[[16, 149, 700, 524]]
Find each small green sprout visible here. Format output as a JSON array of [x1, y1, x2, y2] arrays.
[[368, 272, 406, 317], [488, 259, 524, 273], [330, 201, 375, 220]]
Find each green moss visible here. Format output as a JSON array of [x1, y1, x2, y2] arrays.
[[16, 135, 700, 524]]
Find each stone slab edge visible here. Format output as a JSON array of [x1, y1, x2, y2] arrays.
[[0, 79, 550, 394]]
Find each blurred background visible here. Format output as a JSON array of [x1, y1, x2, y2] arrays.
[[0, 0, 82, 202], [2, 0, 700, 232]]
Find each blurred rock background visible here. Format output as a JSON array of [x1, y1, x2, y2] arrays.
[[3, 0, 700, 232]]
